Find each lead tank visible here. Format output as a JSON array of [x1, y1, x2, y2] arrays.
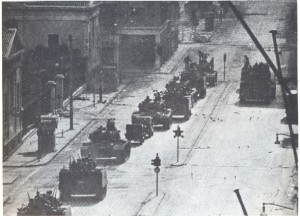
[[17, 191, 71, 216], [59, 155, 107, 201], [81, 119, 131, 164]]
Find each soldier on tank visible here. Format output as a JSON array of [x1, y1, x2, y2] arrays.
[[107, 119, 116, 131]]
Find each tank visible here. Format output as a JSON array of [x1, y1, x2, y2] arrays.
[[182, 62, 207, 99], [81, 119, 131, 165], [163, 77, 195, 120], [59, 155, 107, 201], [240, 56, 276, 103], [198, 52, 217, 87], [133, 93, 172, 130], [17, 191, 71, 216]]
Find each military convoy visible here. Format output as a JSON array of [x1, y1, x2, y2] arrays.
[[16, 50, 219, 215], [59, 155, 107, 201], [17, 191, 71, 216], [240, 56, 276, 103], [81, 119, 131, 164]]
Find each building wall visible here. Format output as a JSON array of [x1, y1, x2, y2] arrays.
[[3, 5, 100, 90], [3, 56, 23, 160], [98, 2, 179, 76], [21, 20, 89, 56]]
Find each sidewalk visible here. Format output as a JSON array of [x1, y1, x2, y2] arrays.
[[3, 81, 131, 168]]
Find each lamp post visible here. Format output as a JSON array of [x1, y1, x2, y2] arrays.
[[269, 29, 297, 169], [261, 202, 295, 216], [274, 133, 293, 145]]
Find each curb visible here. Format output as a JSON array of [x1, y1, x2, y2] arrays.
[[3, 82, 132, 168]]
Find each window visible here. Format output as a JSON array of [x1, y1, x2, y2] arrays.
[[48, 34, 59, 47]]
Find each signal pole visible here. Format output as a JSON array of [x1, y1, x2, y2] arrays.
[[151, 153, 161, 196], [68, 35, 74, 130], [173, 125, 184, 162]]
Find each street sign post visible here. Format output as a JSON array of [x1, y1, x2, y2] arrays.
[[173, 125, 184, 163], [151, 153, 161, 196]]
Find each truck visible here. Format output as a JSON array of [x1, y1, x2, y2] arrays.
[[17, 191, 72, 216], [81, 119, 131, 165], [125, 116, 154, 144], [240, 56, 276, 103], [59, 155, 107, 201]]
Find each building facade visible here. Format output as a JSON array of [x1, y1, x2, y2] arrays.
[[3, 2, 101, 89], [94, 1, 179, 88], [3, 28, 25, 160]]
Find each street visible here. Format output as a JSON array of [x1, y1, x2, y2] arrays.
[[3, 1, 297, 216]]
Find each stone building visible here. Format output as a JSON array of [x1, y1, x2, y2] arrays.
[[94, 1, 179, 88], [3, 2, 180, 93], [3, 28, 25, 160], [2, 1, 101, 89]]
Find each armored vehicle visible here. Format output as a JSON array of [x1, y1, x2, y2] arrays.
[[198, 51, 218, 87], [59, 155, 107, 201], [240, 56, 276, 103], [17, 191, 71, 216], [81, 119, 131, 164], [132, 94, 172, 130], [163, 77, 195, 120], [125, 116, 154, 144], [182, 62, 207, 99]]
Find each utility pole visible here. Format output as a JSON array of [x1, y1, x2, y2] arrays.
[[98, 70, 103, 103], [227, 1, 291, 95], [234, 189, 248, 216], [173, 125, 184, 163], [68, 35, 74, 130], [270, 30, 298, 168], [223, 53, 226, 82], [151, 153, 161, 196]]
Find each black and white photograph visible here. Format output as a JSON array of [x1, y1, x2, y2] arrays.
[[2, 1, 298, 215]]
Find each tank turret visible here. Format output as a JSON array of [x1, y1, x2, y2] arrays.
[[89, 119, 121, 142], [17, 191, 71, 216]]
